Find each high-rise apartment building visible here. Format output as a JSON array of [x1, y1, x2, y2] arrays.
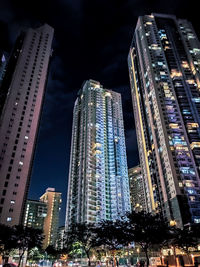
[[56, 226, 65, 250], [66, 80, 131, 228], [128, 166, 147, 212], [0, 24, 54, 226], [40, 188, 62, 248], [128, 13, 200, 227], [23, 199, 47, 230]]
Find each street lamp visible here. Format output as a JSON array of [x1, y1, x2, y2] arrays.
[[136, 248, 140, 262], [170, 220, 176, 227]]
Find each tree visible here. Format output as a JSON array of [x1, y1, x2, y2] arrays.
[[45, 245, 61, 261], [0, 224, 17, 263], [95, 220, 129, 267], [93, 247, 106, 263], [126, 211, 169, 267], [28, 247, 44, 264], [13, 225, 44, 267], [168, 224, 200, 256], [65, 223, 99, 266]]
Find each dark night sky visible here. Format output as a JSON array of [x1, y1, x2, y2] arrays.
[[0, 0, 199, 225]]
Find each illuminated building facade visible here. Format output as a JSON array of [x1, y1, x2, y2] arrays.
[[23, 199, 47, 230], [66, 80, 131, 228], [128, 166, 147, 211], [56, 226, 65, 250], [128, 14, 200, 227], [0, 24, 54, 226], [40, 188, 62, 248]]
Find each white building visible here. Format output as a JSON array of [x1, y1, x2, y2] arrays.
[[66, 79, 131, 228]]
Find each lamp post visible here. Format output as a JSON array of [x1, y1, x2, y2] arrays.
[[136, 248, 140, 263]]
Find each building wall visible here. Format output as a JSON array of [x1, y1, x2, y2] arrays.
[[40, 188, 62, 248], [66, 80, 131, 228], [0, 24, 54, 226], [23, 199, 47, 230], [128, 166, 147, 211], [56, 226, 65, 250], [128, 14, 200, 227]]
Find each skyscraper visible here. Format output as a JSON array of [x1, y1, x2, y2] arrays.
[[23, 199, 47, 230], [128, 13, 200, 227], [40, 188, 62, 248], [66, 80, 131, 228], [0, 24, 54, 226], [128, 166, 147, 212]]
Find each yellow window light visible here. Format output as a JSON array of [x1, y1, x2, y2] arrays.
[[182, 61, 189, 68], [186, 79, 196, 85], [169, 123, 179, 129], [187, 122, 199, 129], [190, 142, 200, 150], [170, 69, 182, 78]]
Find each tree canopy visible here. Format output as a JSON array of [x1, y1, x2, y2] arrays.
[[65, 222, 99, 266]]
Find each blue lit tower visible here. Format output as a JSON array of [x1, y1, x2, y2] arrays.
[[66, 80, 131, 227], [128, 14, 200, 227]]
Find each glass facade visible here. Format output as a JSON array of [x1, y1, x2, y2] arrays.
[[66, 80, 131, 228], [128, 14, 200, 227]]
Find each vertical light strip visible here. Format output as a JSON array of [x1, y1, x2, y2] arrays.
[[130, 48, 155, 210]]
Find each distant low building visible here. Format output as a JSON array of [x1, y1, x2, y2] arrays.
[[23, 199, 47, 230], [40, 188, 62, 248], [128, 166, 147, 212]]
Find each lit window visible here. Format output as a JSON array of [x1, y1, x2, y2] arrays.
[[169, 123, 179, 129], [182, 61, 189, 68], [170, 70, 182, 78], [192, 98, 200, 103], [7, 217, 12, 222], [190, 142, 200, 150], [105, 92, 112, 97]]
